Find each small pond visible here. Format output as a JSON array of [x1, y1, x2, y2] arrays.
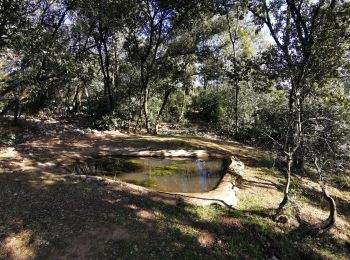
[[72, 156, 227, 193]]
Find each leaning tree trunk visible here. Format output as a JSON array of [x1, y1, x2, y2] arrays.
[[312, 159, 336, 231], [275, 153, 292, 219], [318, 181, 336, 230]]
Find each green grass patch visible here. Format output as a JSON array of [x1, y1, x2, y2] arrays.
[[186, 205, 224, 221], [228, 235, 261, 258], [237, 192, 281, 211]]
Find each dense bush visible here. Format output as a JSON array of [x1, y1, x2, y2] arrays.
[[191, 88, 225, 124]]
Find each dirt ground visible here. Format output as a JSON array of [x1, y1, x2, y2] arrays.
[[0, 117, 349, 259]]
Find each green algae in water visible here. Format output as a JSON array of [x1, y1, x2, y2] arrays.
[[114, 157, 226, 193], [128, 178, 158, 188], [73, 157, 226, 193], [148, 161, 188, 176]]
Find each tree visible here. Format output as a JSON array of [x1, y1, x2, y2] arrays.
[[74, 0, 130, 115], [0, 0, 78, 120], [246, 0, 350, 222], [302, 80, 350, 231], [0, 0, 24, 50], [124, 0, 208, 133]]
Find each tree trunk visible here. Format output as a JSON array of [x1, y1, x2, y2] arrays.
[[234, 83, 240, 134], [72, 86, 80, 113], [313, 160, 337, 231], [319, 181, 336, 229], [225, 5, 240, 134], [102, 38, 114, 113], [275, 154, 292, 218], [178, 89, 186, 123], [84, 85, 91, 113], [13, 96, 20, 123], [96, 22, 114, 114], [143, 85, 150, 133], [293, 97, 305, 172], [154, 88, 173, 134]]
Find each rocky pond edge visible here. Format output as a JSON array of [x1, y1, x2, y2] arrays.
[[67, 149, 245, 208]]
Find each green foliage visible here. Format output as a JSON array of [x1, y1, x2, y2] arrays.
[[94, 115, 118, 131], [191, 88, 225, 124], [0, 0, 349, 172], [0, 132, 16, 146], [240, 88, 288, 145]]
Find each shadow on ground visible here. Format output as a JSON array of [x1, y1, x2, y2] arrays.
[[0, 169, 348, 260]]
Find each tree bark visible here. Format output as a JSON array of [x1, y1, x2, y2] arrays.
[[178, 89, 187, 123], [293, 97, 305, 172], [95, 22, 114, 114], [234, 84, 240, 133], [319, 181, 336, 229], [154, 87, 173, 134], [13, 96, 20, 123], [72, 86, 80, 113], [143, 85, 150, 133], [225, 4, 240, 134], [313, 159, 337, 231], [275, 154, 292, 218]]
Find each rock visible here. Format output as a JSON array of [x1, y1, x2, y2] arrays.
[[269, 256, 279, 260], [85, 178, 92, 184], [233, 186, 239, 193], [85, 178, 97, 184], [228, 157, 245, 174], [99, 180, 107, 186], [276, 215, 289, 224], [74, 129, 85, 135], [176, 196, 185, 205], [40, 240, 50, 246]]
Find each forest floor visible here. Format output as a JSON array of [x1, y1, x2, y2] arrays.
[[0, 115, 349, 259]]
